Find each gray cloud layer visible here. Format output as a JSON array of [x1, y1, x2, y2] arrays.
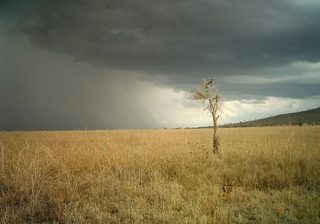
[[1, 0, 320, 130], [3, 0, 320, 72], [0, 38, 161, 130]]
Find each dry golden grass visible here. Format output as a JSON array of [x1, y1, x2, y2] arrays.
[[0, 126, 319, 223]]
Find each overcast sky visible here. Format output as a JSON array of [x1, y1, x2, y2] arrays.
[[1, 0, 320, 130]]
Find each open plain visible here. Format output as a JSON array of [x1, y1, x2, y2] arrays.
[[0, 126, 319, 223]]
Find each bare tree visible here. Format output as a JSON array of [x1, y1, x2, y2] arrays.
[[193, 79, 221, 154]]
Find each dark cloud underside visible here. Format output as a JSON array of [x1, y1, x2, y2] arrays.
[[3, 0, 320, 72]]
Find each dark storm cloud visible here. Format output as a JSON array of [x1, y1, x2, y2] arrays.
[[3, 0, 320, 72], [0, 38, 160, 130], [223, 82, 320, 99], [1, 0, 320, 130]]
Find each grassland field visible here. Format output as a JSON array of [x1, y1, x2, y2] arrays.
[[0, 126, 319, 223]]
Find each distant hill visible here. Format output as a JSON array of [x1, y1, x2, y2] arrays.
[[222, 107, 320, 127]]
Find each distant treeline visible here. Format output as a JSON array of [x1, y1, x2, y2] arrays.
[[178, 107, 320, 129], [222, 107, 320, 128]]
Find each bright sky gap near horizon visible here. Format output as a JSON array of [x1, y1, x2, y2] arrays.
[[0, 0, 320, 130]]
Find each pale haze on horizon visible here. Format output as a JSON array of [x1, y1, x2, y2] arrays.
[[1, 0, 320, 130]]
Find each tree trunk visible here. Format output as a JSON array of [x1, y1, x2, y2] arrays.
[[212, 112, 219, 154]]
